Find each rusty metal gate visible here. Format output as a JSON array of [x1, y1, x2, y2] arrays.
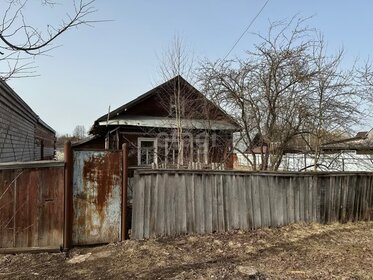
[[72, 150, 123, 245]]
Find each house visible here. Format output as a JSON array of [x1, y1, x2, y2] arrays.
[[318, 130, 373, 171], [75, 76, 240, 168], [235, 130, 373, 171], [0, 79, 56, 162]]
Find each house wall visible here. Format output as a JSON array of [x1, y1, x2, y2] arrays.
[[0, 83, 36, 162], [75, 128, 235, 168], [0, 81, 56, 162], [35, 123, 56, 160]]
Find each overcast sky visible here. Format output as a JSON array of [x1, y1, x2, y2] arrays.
[[4, 0, 373, 135]]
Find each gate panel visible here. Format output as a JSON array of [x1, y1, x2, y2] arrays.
[[0, 162, 65, 251], [73, 150, 122, 245]]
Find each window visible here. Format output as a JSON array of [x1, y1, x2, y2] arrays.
[[193, 137, 208, 164], [137, 138, 157, 166], [166, 140, 179, 165]]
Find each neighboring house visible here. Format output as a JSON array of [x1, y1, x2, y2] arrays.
[[75, 76, 240, 168], [0, 79, 56, 162], [235, 130, 373, 171], [318, 130, 373, 171]]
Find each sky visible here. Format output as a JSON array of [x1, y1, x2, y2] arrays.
[[3, 0, 373, 135]]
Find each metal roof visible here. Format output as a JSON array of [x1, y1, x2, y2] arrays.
[[99, 115, 239, 131]]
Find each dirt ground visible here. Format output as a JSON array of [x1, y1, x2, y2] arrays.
[[0, 222, 372, 279]]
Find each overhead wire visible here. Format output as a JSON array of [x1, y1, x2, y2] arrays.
[[221, 0, 270, 62]]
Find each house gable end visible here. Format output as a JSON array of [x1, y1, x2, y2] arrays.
[[92, 75, 240, 133]]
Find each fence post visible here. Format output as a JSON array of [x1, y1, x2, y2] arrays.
[[63, 141, 73, 250], [121, 143, 129, 240]]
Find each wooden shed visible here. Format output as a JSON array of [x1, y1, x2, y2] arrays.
[[0, 79, 56, 162]]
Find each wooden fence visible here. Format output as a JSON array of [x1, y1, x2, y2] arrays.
[[131, 170, 373, 239], [0, 161, 65, 253]]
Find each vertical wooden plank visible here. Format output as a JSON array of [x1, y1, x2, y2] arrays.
[[280, 176, 287, 226], [231, 175, 239, 229], [259, 176, 271, 227], [238, 175, 248, 230], [336, 176, 343, 222], [268, 176, 277, 227], [245, 175, 254, 230], [149, 174, 158, 238], [352, 175, 358, 222], [367, 176, 373, 221], [178, 173, 187, 234], [252, 175, 261, 228], [216, 174, 225, 232], [131, 173, 144, 239], [366, 175, 373, 221], [156, 173, 166, 237], [286, 177, 295, 224], [143, 175, 151, 239], [318, 177, 326, 223], [204, 174, 213, 234], [304, 176, 310, 223], [333, 176, 339, 222], [194, 174, 205, 234], [312, 175, 318, 223], [170, 174, 177, 236], [223, 174, 231, 231], [186, 173, 195, 233], [211, 174, 218, 232], [0, 169, 16, 248], [340, 176, 348, 223], [293, 176, 300, 223], [361, 176, 369, 221], [298, 176, 305, 223], [164, 174, 172, 236], [37, 168, 46, 246], [15, 170, 28, 248], [346, 176, 355, 222]]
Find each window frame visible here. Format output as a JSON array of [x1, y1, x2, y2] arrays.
[[137, 137, 158, 166]]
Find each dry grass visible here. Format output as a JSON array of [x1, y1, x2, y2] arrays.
[[0, 222, 372, 279]]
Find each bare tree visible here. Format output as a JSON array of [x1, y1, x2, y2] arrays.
[[199, 17, 365, 171], [302, 36, 362, 171], [153, 35, 234, 169], [0, 0, 97, 80], [157, 35, 195, 167], [73, 125, 86, 140]]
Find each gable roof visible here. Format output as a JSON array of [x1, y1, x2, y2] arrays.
[[93, 75, 240, 129]]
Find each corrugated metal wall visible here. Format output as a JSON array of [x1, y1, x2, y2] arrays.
[[131, 170, 373, 239]]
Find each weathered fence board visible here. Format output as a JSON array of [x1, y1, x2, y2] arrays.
[[0, 161, 65, 250], [131, 170, 373, 239]]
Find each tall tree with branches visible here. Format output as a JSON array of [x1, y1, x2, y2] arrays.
[[199, 17, 365, 171]]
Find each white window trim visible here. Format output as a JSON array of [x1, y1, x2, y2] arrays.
[[137, 137, 158, 166]]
